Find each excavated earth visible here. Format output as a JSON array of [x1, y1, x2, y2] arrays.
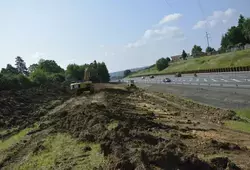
[[0, 84, 250, 170]]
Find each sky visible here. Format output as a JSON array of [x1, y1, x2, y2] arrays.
[[0, 0, 250, 72]]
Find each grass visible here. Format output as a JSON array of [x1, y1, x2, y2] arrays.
[[224, 121, 250, 133], [18, 133, 105, 170], [0, 127, 35, 152], [107, 121, 119, 130], [129, 49, 250, 77], [236, 108, 250, 120]]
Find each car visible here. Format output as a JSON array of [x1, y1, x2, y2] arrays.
[[175, 72, 182, 77], [150, 75, 154, 79], [141, 76, 145, 79], [162, 78, 171, 83]]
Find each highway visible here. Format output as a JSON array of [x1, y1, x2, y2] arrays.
[[124, 72, 250, 88]]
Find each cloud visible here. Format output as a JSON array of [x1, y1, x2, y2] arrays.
[[193, 8, 237, 29], [31, 52, 46, 59], [158, 13, 182, 25], [126, 26, 184, 48]]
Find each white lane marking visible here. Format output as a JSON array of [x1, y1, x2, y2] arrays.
[[183, 79, 186, 82], [189, 78, 192, 81], [196, 78, 199, 82], [221, 79, 228, 82], [231, 79, 241, 82], [204, 79, 207, 82], [211, 79, 217, 82]]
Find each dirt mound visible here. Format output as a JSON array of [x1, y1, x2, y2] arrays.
[[0, 84, 72, 130], [1, 84, 249, 169], [46, 89, 240, 169]]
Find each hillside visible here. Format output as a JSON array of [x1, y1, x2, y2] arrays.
[[129, 49, 250, 77]]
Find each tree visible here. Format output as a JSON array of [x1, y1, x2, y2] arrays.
[[243, 18, 250, 41], [38, 60, 64, 74], [66, 64, 86, 81], [166, 57, 171, 62], [181, 50, 187, 60], [28, 64, 38, 73], [191, 45, 202, 57], [156, 58, 169, 71], [206, 46, 216, 53], [221, 34, 230, 50], [29, 69, 48, 85], [97, 62, 110, 83], [1, 64, 19, 75], [124, 70, 131, 77], [15, 56, 29, 76]]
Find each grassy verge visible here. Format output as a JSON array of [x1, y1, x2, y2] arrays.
[[128, 49, 250, 77], [0, 127, 35, 152], [224, 109, 250, 133], [18, 133, 105, 170], [224, 121, 250, 133]]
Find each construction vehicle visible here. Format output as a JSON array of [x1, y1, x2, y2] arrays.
[[70, 65, 95, 95]]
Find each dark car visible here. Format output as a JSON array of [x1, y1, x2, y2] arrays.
[[175, 72, 182, 77], [162, 78, 171, 83], [150, 75, 154, 79]]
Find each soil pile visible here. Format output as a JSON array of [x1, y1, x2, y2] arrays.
[[0, 84, 71, 129], [1, 85, 250, 169]]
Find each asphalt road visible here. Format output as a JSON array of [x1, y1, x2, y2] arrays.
[[124, 71, 250, 88], [137, 83, 250, 109]]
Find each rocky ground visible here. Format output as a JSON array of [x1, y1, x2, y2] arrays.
[[0, 84, 250, 169]]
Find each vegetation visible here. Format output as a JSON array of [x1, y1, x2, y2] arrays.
[[181, 50, 187, 60], [18, 133, 105, 170], [191, 45, 203, 57], [221, 15, 250, 51], [123, 69, 131, 77], [224, 120, 250, 133], [0, 57, 110, 91], [128, 49, 250, 77], [127, 15, 250, 78], [156, 57, 169, 71]]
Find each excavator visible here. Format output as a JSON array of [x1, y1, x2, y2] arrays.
[[70, 65, 96, 95]]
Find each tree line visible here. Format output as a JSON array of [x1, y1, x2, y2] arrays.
[[191, 15, 250, 57], [0, 57, 110, 90]]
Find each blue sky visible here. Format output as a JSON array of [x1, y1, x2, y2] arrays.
[[0, 0, 250, 72]]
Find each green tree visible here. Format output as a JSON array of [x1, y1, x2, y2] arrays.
[[156, 58, 169, 71], [29, 69, 48, 85], [181, 50, 187, 60], [15, 56, 29, 76], [66, 64, 87, 81], [1, 64, 19, 75], [243, 18, 250, 41], [97, 62, 110, 83], [191, 45, 202, 57], [166, 57, 171, 62], [124, 69, 131, 77], [206, 46, 216, 53], [38, 60, 64, 74], [28, 64, 38, 73]]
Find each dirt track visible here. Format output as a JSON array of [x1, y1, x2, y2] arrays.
[[0, 84, 250, 169]]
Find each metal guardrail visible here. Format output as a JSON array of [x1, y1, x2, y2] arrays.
[[130, 66, 250, 78], [128, 79, 250, 89]]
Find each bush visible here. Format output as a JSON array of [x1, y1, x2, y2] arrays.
[[48, 73, 65, 83], [16, 74, 33, 88], [156, 58, 169, 71], [30, 69, 48, 85]]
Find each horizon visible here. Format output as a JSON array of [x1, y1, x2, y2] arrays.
[[0, 0, 250, 72]]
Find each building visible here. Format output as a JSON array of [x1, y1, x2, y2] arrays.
[[171, 55, 181, 62]]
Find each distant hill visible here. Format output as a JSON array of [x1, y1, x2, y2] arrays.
[[109, 66, 149, 80]]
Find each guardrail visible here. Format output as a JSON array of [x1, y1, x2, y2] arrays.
[[128, 79, 250, 89], [130, 66, 250, 78]]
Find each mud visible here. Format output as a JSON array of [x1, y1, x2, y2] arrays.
[[1, 85, 250, 169]]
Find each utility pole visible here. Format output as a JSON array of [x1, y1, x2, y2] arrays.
[[205, 32, 210, 48]]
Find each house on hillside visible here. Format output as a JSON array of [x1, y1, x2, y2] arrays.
[[171, 55, 181, 62]]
